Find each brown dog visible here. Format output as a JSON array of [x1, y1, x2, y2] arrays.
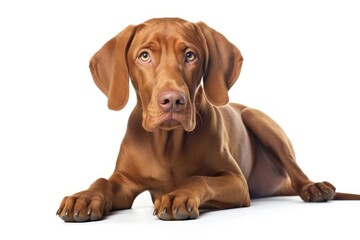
[[57, 18, 360, 222]]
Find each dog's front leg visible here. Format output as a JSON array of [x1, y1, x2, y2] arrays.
[[153, 172, 250, 220]]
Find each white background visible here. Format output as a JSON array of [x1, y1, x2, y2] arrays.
[[1, 0, 359, 239]]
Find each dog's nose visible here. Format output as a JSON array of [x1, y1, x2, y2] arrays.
[[158, 90, 186, 112]]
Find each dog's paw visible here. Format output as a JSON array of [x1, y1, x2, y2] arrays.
[[56, 190, 112, 222], [153, 190, 200, 220], [300, 181, 336, 202]]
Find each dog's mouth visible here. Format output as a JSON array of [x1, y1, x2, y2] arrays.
[[159, 119, 182, 130], [158, 112, 185, 130], [143, 111, 195, 132]]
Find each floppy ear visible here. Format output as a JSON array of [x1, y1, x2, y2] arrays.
[[195, 22, 243, 106], [89, 25, 137, 111]]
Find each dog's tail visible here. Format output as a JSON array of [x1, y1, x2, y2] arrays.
[[334, 192, 360, 200]]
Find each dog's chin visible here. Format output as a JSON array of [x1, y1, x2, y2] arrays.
[[158, 119, 183, 131], [143, 113, 195, 132]]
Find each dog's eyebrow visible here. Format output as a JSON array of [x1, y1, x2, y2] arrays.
[[137, 41, 159, 51]]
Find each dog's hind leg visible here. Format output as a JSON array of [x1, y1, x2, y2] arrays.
[[241, 107, 338, 202]]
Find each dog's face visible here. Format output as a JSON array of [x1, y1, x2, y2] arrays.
[[127, 19, 205, 131], [89, 18, 243, 132]]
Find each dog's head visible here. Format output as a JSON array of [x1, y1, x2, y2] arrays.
[[90, 18, 242, 132]]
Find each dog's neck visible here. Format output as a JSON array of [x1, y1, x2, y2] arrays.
[[151, 128, 188, 159]]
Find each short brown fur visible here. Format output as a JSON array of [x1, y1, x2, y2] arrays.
[[57, 18, 360, 222]]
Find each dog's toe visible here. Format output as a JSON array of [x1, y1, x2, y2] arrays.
[[300, 181, 336, 202], [154, 191, 200, 220], [57, 190, 111, 222]]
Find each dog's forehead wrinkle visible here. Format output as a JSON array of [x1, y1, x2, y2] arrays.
[[137, 19, 198, 48]]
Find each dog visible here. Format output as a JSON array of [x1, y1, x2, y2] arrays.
[[57, 18, 360, 222]]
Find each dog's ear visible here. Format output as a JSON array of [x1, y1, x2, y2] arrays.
[[89, 25, 137, 111], [195, 22, 243, 106]]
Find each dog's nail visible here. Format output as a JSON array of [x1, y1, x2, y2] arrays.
[[74, 209, 79, 217], [174, 207, 178, 214], [56, 208, 62, 215], [188, 206, 193, 212], [163, 207, 167, 214], [87, 209, 92, 216], [153, 209, 158, 216]]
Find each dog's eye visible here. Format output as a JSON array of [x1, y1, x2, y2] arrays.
[[139, 51, 151, 63], [185, 51, 196, 62]]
